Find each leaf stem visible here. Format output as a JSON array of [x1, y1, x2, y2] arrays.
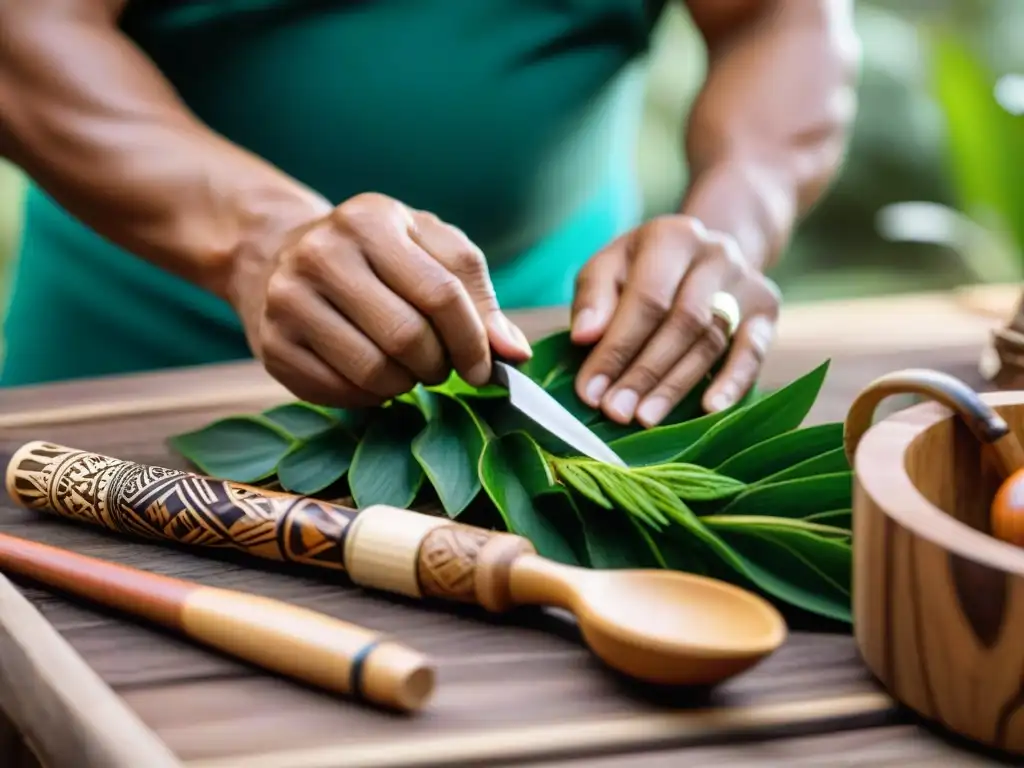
[[700, 514, 851, 538]]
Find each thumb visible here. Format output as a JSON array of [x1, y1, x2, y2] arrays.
[[571, 240, 626, 345]]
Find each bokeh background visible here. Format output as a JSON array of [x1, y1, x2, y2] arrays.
[[1, 0, 1022, 351]]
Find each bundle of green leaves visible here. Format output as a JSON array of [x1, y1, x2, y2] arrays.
[[169, 330, 853, 623]]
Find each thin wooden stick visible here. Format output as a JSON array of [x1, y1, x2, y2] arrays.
[[0, 533, 434, 713], [0, 571, 182, 768]]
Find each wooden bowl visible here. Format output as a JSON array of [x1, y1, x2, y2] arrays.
[[844, 369, 1024, 754]]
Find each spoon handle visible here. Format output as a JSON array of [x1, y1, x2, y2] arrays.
[[5, 441, 541, 614]]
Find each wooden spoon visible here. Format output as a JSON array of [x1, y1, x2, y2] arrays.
[[5, 441, 787, 687], [844, 368, 1024, 546]]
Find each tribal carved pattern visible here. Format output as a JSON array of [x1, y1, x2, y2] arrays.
[[416, 525, 493, 603], [9, 442, 355, 570]]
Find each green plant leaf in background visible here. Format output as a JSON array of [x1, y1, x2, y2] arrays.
[[931, 29, 1024, 261], [479, 432, 580, 565], [276, 425, 358, 495], [411, 391, 488, 518], [348, 403, 426, 508], [169, 416, 296, 483]]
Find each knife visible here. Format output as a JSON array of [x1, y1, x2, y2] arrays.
[[490, 357, 628, 468]]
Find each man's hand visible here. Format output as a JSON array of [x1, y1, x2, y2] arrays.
[[571, 214, 780, 427], [230, 193, 532, 408]]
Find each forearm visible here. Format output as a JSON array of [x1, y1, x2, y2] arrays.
[[680, 0, 860, 269], [0, 3, 332, 301]]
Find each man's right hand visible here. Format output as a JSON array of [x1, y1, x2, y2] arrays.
[[229, 193, 532, 408]]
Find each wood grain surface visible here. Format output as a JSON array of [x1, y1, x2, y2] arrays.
[[0, 294, 1013, 767]]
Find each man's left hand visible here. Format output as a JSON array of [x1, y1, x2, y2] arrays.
[[570, 214, 780, 428]]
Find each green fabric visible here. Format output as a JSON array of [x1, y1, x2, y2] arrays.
[[1, 0, 657, 387]]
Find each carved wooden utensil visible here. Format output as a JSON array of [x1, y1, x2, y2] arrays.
[[0, 528, 434, 712], [6, 441, 786, 687], [845, 368, 1024, 755]]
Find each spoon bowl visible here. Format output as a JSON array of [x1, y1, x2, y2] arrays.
[[509, 555, 787, 686]]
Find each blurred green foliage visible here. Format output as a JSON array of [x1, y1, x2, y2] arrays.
[[0, 1, 1021, 311]]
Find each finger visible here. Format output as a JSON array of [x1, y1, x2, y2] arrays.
[[599, 252, 730, 423], [287, 226, 452, 386], [412, 212, 532, 370], [702, 314, 775, 413], [259, 323, 385, 409], [632, 317, 732, 428], [570, 236, 627, 345], [576, 221, 695, 414], [263, 271, 417, 400]]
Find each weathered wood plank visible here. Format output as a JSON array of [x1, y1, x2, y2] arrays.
[[527, 726, 1010, 767]]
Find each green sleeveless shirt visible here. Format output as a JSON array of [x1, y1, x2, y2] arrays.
[[1, 0, 662, 386]]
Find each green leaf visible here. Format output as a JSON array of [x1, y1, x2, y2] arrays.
[[679, 361, 830, 467], [757, 446, 850, 486], [532, 486, 591, 567], [554, 462, 613, 509], [804, 508, 853, 529], [713, 526, 852, 622], [658, 514, 851, 622], [411, 392, 487, 518], [168, 416, 296, 483], [517, 330, 589, 387], [262, 402, 338, 440], [479, 432, 579, 565], [348, 405, 426, 508], [634, 463, 746, 501], [716, 472, 853, 520], [427, 371, 506, 399], [714, 423, 844, 483], [606, 406, 737, 467], [574, 499, 661, 569], [277, 425, 357, 495], [543, 375, 602, 426], [931, 31, 1024, 257], [701, 514, 850, 540]]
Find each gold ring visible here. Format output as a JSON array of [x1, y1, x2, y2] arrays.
[[710, 291, 741, 337]]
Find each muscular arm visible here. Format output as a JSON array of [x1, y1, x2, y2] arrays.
[[680, 0, 861, 269], [0, 0, 332, 302]]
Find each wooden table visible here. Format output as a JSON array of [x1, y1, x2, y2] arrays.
[[0, 288, 1020, 768]]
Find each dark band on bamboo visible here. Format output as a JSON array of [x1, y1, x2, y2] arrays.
[[349, 638, 380, 699]]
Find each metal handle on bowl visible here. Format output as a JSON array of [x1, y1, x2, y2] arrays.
[[844, 368, 1024, 478]]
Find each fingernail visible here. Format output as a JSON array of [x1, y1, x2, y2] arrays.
[[637, 396, 670, 426], [708, 388, 735, 412], [509, 318, 533, 357], [584, 374, 610, 405], [467, 359, 491, 387], [492, 313, 531, 356], [573, 308, 602, 337], [607, 389, 638, 421]]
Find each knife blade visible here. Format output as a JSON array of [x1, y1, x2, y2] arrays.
[[490, 359, 628, 468]]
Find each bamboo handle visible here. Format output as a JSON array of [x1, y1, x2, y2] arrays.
[[844, 369, 1024, 477], [0, 531, 434, 711], [5, 441, 537, 612]]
